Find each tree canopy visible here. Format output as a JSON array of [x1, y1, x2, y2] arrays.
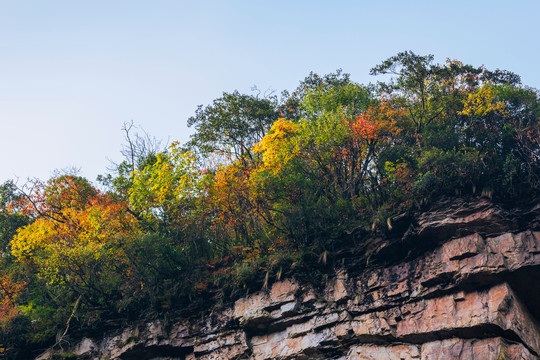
[[0, 52, 538, 358]]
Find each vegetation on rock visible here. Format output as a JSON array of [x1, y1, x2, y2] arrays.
[[0, 51, 538, 359]]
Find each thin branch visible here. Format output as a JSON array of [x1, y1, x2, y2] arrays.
[[53, 295, 82, 351]]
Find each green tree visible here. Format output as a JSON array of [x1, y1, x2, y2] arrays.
[[0, 181, 29, 256], [98, 121, 163, 201], [281, 69, 361, 121], [187, 91, 279, 166]]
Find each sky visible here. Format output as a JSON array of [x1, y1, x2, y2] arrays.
[[1, 0, 538, 184]]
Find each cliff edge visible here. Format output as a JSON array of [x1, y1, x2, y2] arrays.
[[38, 197, 540, 359]]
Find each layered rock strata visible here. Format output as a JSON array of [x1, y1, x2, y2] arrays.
[[37, 198, 540, 359]]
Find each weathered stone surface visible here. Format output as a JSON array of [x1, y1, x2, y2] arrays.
[[351, 283, 540, 354], [250, 310, 351, 359], [420, 337, 538, 360], [347, 337, 538, 360], [325, 270, 350, 303], [234, 278, 299, 331], [414, 197, 515, 241], [347, 344, 420, 359], [194, 330, 248, 359], [36, 198, 540, 360], [350, 230, 540, 316]]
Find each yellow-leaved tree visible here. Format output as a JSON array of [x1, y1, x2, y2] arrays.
[[10, 175, 137, 306]]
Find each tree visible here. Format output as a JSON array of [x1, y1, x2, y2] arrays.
[[372, 52, 472, 142], [98, 121, 164, 201], [187, 91, 279, 166], [0, 181, 29, 256], [281, 69, 363, 122], [128, 142, 202, 230], [371, 52, 523, 145], [250, 76, 401, 246], [281, 76, 392, 201], [10, 175, 137, 308], [127, 142, 215, 260]]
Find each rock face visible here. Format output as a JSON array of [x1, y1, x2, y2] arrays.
[[38, 197, 540, 360]]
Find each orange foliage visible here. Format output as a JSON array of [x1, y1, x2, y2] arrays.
[[337, 103, 401, 165], [10, 176, 137, 286], [345, 103, 401, 144], [208, 163, 256, 241], [0, 275, 25, 324]]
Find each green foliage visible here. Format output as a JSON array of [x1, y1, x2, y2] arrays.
[[413, 148, 482, 197], [0, 313, 31, 355], [370, 51, 436, 97], [17, 303, 58, 344], [187, 90, 279, 162], [1, 52, 539, 353], [281, 69, 357, 121], [0, 182, 30, 256], [301, 80, 371, 117], [129, 143, 201, 225], [116, 232, 201, 312]]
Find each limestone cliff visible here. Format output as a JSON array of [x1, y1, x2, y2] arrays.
[[38, 197, 540, 359]]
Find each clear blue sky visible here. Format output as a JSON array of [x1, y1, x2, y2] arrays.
[[1, 0, 538, 184]]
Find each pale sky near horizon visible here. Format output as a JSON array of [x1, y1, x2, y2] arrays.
[[1, 0, 538, 184]]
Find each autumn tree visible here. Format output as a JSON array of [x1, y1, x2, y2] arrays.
[[128, 142, 208, 242], [370, 52, 518, 145], [281, 77, 394, 203], [10, 175, 138, 312], [2, 52, 538, 352], [251, 77, 401, 246]]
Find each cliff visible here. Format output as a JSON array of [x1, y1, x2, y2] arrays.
[[37, 197, 540, 360]]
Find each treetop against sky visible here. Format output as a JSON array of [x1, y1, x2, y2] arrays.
[[0, 0, 538, 183]]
